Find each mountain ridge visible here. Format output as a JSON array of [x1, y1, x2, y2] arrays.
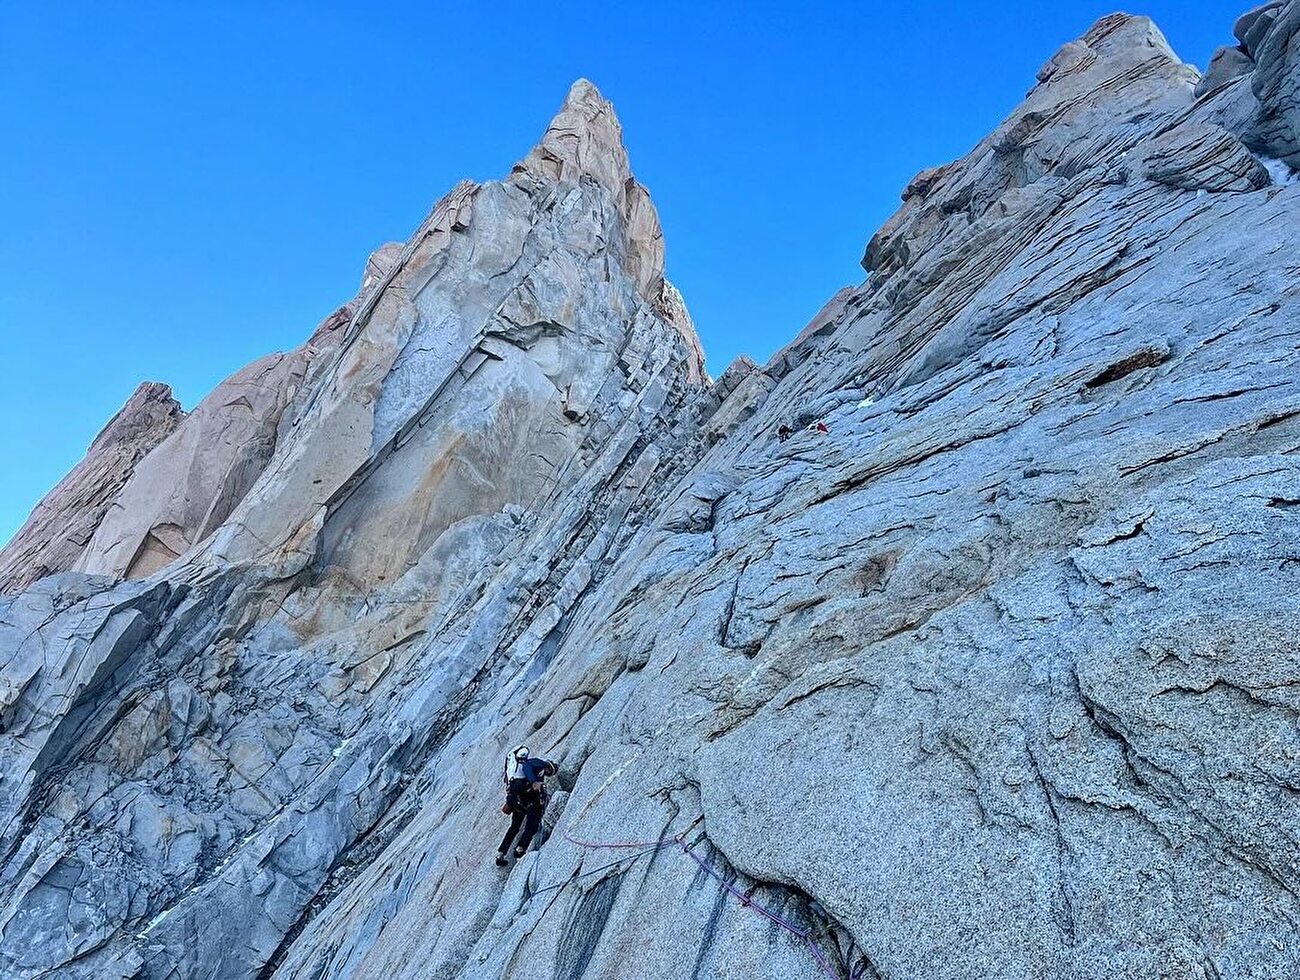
[[1, 6, 1300, 978]]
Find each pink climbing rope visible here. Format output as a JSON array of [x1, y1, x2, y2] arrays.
[[678, 842, 838, 979], [560, 824, 841, 979]]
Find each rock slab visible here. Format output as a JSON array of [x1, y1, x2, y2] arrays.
[[2, 9, 1300, 980]]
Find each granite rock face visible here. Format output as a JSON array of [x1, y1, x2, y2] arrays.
[[2, 8, 1300, 979], [0, 382, 183, 594], [74, 275, 372, 581]]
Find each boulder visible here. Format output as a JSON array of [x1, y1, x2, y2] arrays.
[[1194, 43, 1255, 97]]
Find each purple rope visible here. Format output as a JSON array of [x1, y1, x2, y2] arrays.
[[561, 823, 843, 979], [679, 842, 839, 979]]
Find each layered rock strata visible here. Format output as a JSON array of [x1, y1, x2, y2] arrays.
[[2, 8, 1300, 979]]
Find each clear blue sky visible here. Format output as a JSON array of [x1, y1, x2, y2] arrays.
[[0, 1, 1239, 544]]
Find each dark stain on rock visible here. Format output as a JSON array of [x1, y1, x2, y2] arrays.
[[553, 872, 623, 980]]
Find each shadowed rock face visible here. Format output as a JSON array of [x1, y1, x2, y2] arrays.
[[2, 7, 1300, 978]]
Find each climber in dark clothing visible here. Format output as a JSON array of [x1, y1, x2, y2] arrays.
[[497, 747, 558, 866]]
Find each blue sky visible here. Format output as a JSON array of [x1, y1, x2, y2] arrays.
[[0, 1, 1239, 544]]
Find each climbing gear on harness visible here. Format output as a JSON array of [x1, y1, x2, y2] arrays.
[[500, 798, 545, 857]]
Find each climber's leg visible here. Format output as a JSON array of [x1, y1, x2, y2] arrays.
[[513, 804, 544, 856], [499, 809, 526, 860]]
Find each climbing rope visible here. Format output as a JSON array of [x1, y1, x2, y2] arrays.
[[678, 841, 838, 979], [547, 822, 846, 979], [560, 828, 684, 850], [525, 839, 669, 899]]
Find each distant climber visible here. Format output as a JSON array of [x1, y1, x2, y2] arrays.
[[497, 745, 558, 866], [776, 423, 793, 441], [809, 420, 829, 434]]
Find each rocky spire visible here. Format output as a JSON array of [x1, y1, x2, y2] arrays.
[[167, 77, 711, 587], [0, 381, 183, 593], [517, 79, 634, 203], [514, 79, 687, 342]]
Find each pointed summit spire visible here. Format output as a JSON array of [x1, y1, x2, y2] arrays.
[[514, 79, 676, 311], [519, 78, 633, 203], [508, 80, 703, 376]]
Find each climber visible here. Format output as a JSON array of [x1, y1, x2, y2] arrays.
[[776, 423, 793, 441], [496, 746, 558, 866], [808, 420, 829, 434], [501, 744, 531, 810]]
